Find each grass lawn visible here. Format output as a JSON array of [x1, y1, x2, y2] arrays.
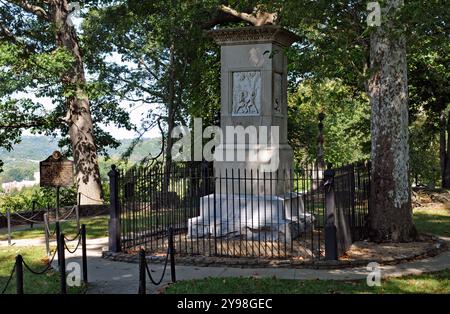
[[165, 270, 450, 294], [0, 246, 86, 294], [0, 215, 109, 241], [413, 205, 450, 237], [165, 204, 450, 294]]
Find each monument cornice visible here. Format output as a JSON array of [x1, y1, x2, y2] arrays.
[[206, 25, 300, 47]]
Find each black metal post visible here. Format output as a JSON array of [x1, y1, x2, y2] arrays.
[[55, 221, 61, 266], [16, 255, 24, 294], [81, 224, 88, 284], [56, 187, 60, 221], [108, 165, 121, 252], [138, 249, 146, 294], [58, 233, 66, 294], [168, 227, 176, 283], [324, 167, 338, 261]]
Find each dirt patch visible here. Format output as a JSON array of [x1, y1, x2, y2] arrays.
[[412, 188, 450, 208], [103, 235, 446, 269], [342, 238, 438, 262]]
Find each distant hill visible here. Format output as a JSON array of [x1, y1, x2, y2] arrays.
[[0, 136, 162, 183]]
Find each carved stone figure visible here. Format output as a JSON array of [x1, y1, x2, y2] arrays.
[[232, 71, 261, 116]]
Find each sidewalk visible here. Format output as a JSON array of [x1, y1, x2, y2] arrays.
[[1, 236, 449, 294]]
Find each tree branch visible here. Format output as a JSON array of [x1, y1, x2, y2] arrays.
[[0, 121, 46, 129], [217, 5, 278, 27], [7, 0, 49, 20]]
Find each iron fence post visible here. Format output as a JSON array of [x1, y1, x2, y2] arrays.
[[169, 227, 176, 283], [55, 221, 61, 266], [138, 249, 146, 294], [81, 224, 88, 284], [108, 165, 121, 252], [58, 233, 66, 294], [16, 255, 24, 294], [324, 168, 338, 261]]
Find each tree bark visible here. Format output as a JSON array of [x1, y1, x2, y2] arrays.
[[440, 110, 447, 187], [51, 0, 103, 205], [443, 111, 450, 188], [368, 0, 416, 242]]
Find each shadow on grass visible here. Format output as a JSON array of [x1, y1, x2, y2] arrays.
[[413, 207, 450, 237]]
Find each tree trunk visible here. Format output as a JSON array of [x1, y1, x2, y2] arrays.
[[443, 111, 450, 188], [439, 110, 448, 187], [51, 0, 103, 205], [368, 0, 416, 242]]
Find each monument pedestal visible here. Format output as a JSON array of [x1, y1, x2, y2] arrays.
[[187, 26, 313, 242], [188, 193, 313, 242]]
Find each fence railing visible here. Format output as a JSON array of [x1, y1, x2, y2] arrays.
[[109, 161, 370, 261], [0, 224, 88, 294]]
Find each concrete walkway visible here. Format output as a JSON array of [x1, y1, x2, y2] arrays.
[[1, 236, 449, 294]]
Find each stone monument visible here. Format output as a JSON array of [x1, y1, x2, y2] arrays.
[[188, 26, 312, 242]]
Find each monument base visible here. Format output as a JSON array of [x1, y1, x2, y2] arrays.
[[187, 193, 313, 242]]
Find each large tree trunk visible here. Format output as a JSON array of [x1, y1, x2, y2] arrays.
[[443, 110, 450, 188], [51, 0, 103, 205], [440, 111, 447, 187], [368, 0, 416, 242]]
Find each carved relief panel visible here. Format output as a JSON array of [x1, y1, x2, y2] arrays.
[[232, 71, 261, 116]]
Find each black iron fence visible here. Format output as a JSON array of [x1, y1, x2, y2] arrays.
[[109, 161, 370, 261]]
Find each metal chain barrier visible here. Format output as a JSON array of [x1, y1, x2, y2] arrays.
[[1, 225, 88, 294], [78, 192, 104, 204], [144, 247, 170, 286], [64, 236, 82, 254], [59, 205, 77, 221], [45, 222, 57, 238], [64, 228, 82, 242], [0, 263, 16, 294], [14, 211, 42, 223], [138, 228, 176, 294], [22, 248, 57, 275]]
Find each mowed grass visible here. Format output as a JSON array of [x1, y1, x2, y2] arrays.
[[413, 205, 450, 237], [0, 246, 85, 294], [166, 204, 450, 295], [0, 215, 109, 241], [165, 270, 450, 294]]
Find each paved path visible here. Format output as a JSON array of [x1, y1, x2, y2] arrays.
[[1, 237, 449, 294]]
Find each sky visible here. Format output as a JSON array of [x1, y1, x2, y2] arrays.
[[21, 13, 161, 140], [21, 93, 160, 140]]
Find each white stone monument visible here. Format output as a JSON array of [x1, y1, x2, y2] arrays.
[[188, 26, 312, 242]]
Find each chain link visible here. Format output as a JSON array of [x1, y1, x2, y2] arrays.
[[22, 249, 57, 275], [64, 236, 82, 254], [144, 247, 170, 286]]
